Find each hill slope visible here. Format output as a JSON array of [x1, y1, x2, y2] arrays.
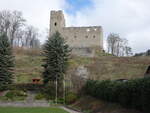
[[14, 48, 150, 83]]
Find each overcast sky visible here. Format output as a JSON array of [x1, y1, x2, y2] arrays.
[[0, 0, 150, 53]]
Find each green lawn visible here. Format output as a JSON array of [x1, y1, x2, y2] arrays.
[[0, 107, 69, 113]]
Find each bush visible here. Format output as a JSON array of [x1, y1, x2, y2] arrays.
[[84, 78, 150, 112], [41, 83, 64, 100], [0, 83, 65, 101], [5, 91, 14, 100], [0, 84, 45, 92], [35, 93, 45, 100], [0, 96, 8, 101], [5, 90, 27, 100], [41, 84, 56, 100], [57, 98, 65, 104], [0, 85, 9, 91], [65, 92, 78, 104], [13, 84, 44, 91]]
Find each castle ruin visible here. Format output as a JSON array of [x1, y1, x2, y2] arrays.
[[49, 10, 103, 56]]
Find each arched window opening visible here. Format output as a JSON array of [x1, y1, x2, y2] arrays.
[[74, 36, 77, 38], [54, 22, 57, 26]]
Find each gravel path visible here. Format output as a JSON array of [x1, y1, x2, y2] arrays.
[[60, 106, 82, 113]]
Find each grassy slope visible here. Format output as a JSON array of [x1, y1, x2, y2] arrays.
[[14, 49, 150, 83], [0, 107, 69, 113], [87, 56, 150, 80], [69, 54, 150, 80], [13, 48, 43, 83], [15, 54, 43, 83]]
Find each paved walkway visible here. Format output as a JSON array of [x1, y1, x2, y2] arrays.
[[60, 106, 82, 113]]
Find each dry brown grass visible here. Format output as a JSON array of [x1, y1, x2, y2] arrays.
[[13, 47, 43, 83], [85, 56, 150, 80], [13, 47, 150, 83], [68, 55, 150, 81], [13, 47, 42, 56]]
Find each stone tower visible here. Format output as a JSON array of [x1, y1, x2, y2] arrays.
[[50, 10, 65, 36]]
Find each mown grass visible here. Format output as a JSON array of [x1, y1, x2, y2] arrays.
[[0, 107, 69, 113]]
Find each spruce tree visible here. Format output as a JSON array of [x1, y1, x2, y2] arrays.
[[0, 33, 14, 85], [42, 31, 71, 84]]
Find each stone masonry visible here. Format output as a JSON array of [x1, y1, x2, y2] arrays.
[[49, 10, 103, 56]]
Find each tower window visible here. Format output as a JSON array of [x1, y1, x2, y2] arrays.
[[93, 35, 96, 38], [85, 36, 88, 38], [54, 22, 57, 26]]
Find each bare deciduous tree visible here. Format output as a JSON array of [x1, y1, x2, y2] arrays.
[[107, 33, 132, 56], [9, 11, 25, 46], [24, 26, 40, 48], [107, 33, 120, 55], [0, 10, 11, 34], [0, 10, 41, 48], [0, 10, 25, 46]]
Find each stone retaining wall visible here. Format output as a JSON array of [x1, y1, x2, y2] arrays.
[[0, 100, 49, 107]]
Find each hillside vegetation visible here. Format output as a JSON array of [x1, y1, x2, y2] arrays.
[[14, 48, 150, 83], [13, 48, 43, 83]]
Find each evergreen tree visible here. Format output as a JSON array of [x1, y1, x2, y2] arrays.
[[42, 31, 71, 84], [0, 33, 14, 85]]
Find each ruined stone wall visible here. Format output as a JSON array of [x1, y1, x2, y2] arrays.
[[49, 10, 103, 57], [0, 101, 49, 107], [71, 47, 96, 57], [60, 26, 103, 48]]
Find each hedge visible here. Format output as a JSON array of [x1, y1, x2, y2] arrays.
[[84, 78, 150, 112], [0, 83, 63, 100], [0, 84, 44, 91]]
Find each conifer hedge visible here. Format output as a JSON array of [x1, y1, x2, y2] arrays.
[[0, 33, 14, 86], [84, 78, 150, 112], [0, 84, 44, 91]]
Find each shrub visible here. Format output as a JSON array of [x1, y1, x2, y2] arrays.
[[0, 85, 9, 91], [65, 92, 78, 104], [5, 92, 13, 100], [41, 84, 56, 100], [13, 84, 44, 91], [0, 84, 45, 92], [57, 98, 65, 104], [41, 83, 64, 100], [0, 96, 8, 101], [35, 93, 45, 100], [84, 78, 150, 112], [5, 90, 27, 100]]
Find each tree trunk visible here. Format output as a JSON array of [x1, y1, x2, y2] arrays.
[[55, 79, 58, 104], [63, 79, 65, 104]]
